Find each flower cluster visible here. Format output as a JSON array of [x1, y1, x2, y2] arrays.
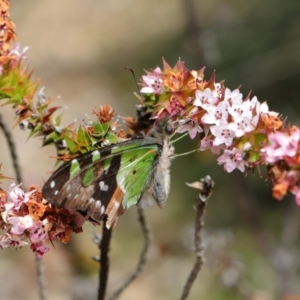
[[0, 0, 39, 130], [263, 127, 300, 202], [139, 58, 300, 204], [0, 183, 85, 257], [0, 0, 17, 68], [140, 59, 281, 170]]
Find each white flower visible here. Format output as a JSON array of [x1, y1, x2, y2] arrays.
[[202, 102, 229, 125], [210, 122, 235, 147], [194, 88, 218, 109]]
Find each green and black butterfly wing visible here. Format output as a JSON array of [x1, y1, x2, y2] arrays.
[[42, 139, 162, 227]]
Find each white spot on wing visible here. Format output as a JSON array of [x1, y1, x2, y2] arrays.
[[50, 180, 55, 188], [54, 190, 59, 195], [95, 201, 102, 209], [92, 150, 101, 162], [100, 205, 105, 215], [88, 197, 95, 204], [99, 181, 109, 191], [72, 159, 78, 165]]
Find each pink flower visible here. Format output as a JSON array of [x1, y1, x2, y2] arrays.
[[199, 136, 223, 154], [217, 148, 248, 172], [9, 43, 29, 60], [140, 67, 165, 94], [8, 215, 34, 235], [29, 219, 51, 243], [295, 190, 300, 206], [0, 233, 28, 248], [30, 243, 50, 258], [264, 129, 300, 163], [177, 119, 203, 139], [7, 184, 27, 209], [1, 203, 14, 222]]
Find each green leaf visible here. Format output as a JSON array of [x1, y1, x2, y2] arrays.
[[70, 159, 81, 178], [77, 125, 85, 143], [253, 133, 267, 148], [82, 166, 94, 186], [92, 122, 110, 137], [43, 131, 61, 146], [64, 135, 78, 153], [105, 132, 120, 145], [29, 123, 43, 138]]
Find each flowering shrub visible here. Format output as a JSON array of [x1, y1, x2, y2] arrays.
[[0, 0, 299, 257], [0, 182, 86, 257]]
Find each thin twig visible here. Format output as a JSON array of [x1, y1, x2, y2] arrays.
[[181, 198, 206, 300], [181, 175, 214, 300], [0, 112, 22, 184], [182, 0, 205, 66], [108, 206, 152, 300], [0, 112, 47, 300], [35, 256, 47, 300], [98, 219, 113, 300]]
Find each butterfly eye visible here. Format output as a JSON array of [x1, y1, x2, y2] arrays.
[[164, 123, 173, 135]]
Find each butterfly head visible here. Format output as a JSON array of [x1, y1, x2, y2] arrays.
[[145, 119, 174, 143]]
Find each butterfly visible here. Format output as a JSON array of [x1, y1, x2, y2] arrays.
[[42, 119, 175, 228]]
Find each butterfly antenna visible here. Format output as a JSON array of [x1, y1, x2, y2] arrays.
[[125, 67, 142, 98]]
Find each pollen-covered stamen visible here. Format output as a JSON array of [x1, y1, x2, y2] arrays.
[[152, 79, 162, 91], [221, 129, 231, 137]]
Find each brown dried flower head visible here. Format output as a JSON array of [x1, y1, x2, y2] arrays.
[[93, 104, 115, 124]]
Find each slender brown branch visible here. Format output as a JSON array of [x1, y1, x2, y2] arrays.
[[0, 112, 22, 184], [182, 0, 205, 66], [35, 256, 47, 300], [181, 175, 214, 300], [98, 219, 113, 300], [108, 206, 152, 300], [180, 199, 206, 300]]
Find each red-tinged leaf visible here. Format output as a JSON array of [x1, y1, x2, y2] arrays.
[[206, 71, 216, 90]]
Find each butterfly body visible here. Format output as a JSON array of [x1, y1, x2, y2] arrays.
[[42, 120, 174, 228]]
